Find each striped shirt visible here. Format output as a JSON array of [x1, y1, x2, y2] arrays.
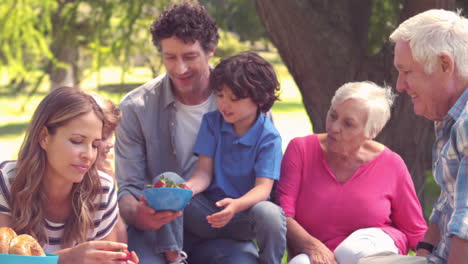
[[0, 160, 119, 253], [428, 88, 468, 264]]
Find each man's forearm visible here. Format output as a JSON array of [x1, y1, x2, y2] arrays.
[[118, 194, 138, 227], [447, 236, 468, 264], [423, 222, 440, 245], [417, 222, 441, 256]]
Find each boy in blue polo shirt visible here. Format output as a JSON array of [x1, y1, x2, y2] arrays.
[[183, 51, 286, 264]]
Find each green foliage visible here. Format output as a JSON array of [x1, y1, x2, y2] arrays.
[[423, 170, 440, 220], [0, 0, 174, 93], [0, 0, 55, 79], [367, 0, 401, 55], [215, 31, 250, 58], [200, 0, 266, 42]]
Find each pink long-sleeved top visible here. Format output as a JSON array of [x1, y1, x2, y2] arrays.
[[277, 135, 427, 254]]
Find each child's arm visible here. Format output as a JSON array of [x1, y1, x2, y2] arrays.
[[207, 177, 274, 228], [185, 154, 214, 196]]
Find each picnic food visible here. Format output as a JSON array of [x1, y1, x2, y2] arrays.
[[143, 176, 193, 211], [146, 176, 190, 189], [0, 227, 16, 254], [9, 234, 46, 256], [0, 227, 46, 256], [117, 249, 131, 261]]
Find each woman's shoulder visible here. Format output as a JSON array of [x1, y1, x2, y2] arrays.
[[97, 170, 115, 187], [366, 141, 408, 172], [0, 160, 17, 185], [361, 140, 386, 161], [97, 170, 117, 197], [0, 160, 17, 172], [285, 134, 322, 155], [367, 141, 403, 161], [290, 133, 320, 145]]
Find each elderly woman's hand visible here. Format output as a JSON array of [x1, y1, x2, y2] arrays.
[[308, 241, 337, 264]]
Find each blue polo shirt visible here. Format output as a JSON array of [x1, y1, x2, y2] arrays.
[[194, 110, 282, 202]]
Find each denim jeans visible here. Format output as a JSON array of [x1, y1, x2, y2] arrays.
[[127, 172, 261, 264], [184, 193, 287, 264], [184, 230, 259, 264], [127, 226, 260, 264]]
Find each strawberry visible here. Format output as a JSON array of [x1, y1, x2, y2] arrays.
[[151, 176, 189, 189], [153, 179, 166, 188], [179, 183, 190, 190], [116, 249, 131, 261]]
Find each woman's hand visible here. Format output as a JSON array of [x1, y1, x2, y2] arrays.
[[127, 250, 139, 264], [206, 198, 239, 228], [307, 242, 337, 264], [57, 241, 139, 264]]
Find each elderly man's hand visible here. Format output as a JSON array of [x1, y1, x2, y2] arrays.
[[133, 195, 182, 230]]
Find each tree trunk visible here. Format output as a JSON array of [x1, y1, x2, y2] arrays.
[[255, 0, 454, 205], [49, 43, 78, 90], [47, 2, 79, 90]]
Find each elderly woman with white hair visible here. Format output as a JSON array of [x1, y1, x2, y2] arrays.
[[277, 81, 427, 264]]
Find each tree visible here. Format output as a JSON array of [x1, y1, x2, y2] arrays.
[[255, 0, 456, 206], [200, 0, 266, 43], [0, 0, 172, 92]]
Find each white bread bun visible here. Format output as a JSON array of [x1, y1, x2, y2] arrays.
[[0, 227, 17, 254]]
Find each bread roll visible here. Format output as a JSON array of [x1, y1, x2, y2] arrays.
[[9, 234, 46, 256], [0, 227, 16, 254]]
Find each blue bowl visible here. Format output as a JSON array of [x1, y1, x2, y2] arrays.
[[144, 187, 193, 211], [0, 253, 58, 264]]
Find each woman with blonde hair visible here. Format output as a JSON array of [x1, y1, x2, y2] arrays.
[[278, 81, 427, 264], [0, 87, 138, 263]]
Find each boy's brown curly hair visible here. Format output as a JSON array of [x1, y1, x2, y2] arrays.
[[210, 51, 280, 113], [150, 2, 219, 53]]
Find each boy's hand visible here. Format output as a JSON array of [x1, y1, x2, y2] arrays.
[[206, 198, 239, 228], [182, 181, 197, 196]]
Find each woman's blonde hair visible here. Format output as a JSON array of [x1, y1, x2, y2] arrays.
[[11, 87, 105, 248]]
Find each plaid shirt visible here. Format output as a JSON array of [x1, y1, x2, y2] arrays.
[[428, 88, 468, 264]]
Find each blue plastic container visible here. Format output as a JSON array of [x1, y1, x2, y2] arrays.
[[144, 187, 193, 211], [0, 253, 58, 264]]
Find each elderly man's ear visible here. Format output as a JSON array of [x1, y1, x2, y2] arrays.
[[439, 53, 454, 75]]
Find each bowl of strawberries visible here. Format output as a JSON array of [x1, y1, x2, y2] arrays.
[[143, 176, 193, 211]]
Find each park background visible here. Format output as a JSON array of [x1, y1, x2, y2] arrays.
[[1, 0, 466, 261]]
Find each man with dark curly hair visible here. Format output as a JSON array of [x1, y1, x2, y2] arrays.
[[115, 2, 259, 264]]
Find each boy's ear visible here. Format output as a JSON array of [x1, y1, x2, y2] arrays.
[[39, 127, 49, 150], [206, 47, 216, 58]]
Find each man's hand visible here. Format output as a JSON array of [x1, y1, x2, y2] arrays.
[[133, 195, 182, 230]]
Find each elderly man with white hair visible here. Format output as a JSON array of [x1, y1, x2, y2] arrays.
[[277, 81, 427, 264], [359, 9, 468, 264]]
